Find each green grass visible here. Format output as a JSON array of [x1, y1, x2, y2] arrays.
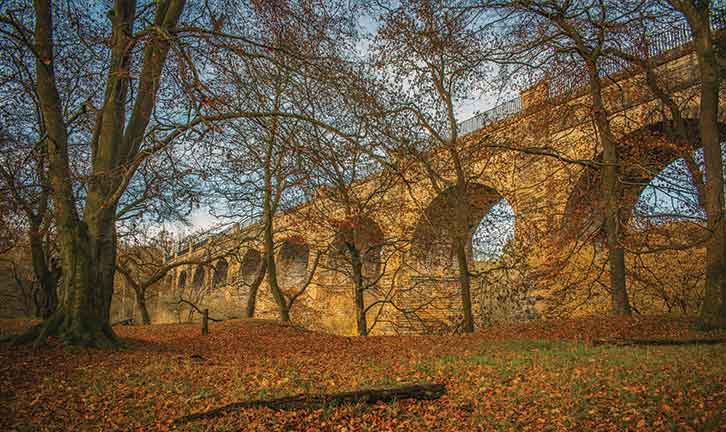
[[415, 338, 726, 429]]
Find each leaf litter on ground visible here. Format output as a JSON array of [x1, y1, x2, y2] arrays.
[[1, 315, 725, 431]]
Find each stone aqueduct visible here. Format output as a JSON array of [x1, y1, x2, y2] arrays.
[[155, 29, 726, 335]]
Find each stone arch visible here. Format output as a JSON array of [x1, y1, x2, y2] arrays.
[[328, 215, 385, 283], [238, 248, 263, 285], [562, 119, 725, 239], [177, 270, 187, 291], [212, 258, 229, 289], [277, 238, 309, 293], [192, 266, 205, 292], [410, 183, 512, 270]]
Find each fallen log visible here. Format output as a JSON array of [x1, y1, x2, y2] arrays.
[[171, 383, 445, 425], [592, 338, 726, 347]]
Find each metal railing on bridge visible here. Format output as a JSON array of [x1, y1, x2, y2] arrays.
[[458, 12, 726, 136], [165, 219, 260, 261]]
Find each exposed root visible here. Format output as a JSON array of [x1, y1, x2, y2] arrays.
[[8, 310, 122, 348]]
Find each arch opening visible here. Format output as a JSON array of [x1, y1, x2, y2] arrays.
[[238, 249, 263, 286], [562, 120, 724, 239], [277, 239, 309, 293], [328, 216, 385, 284], [177, 270, 187, 291], [212, 258, 229, 289], [625, 144, 725, 315], [192, 266, 205, 292], [471, 198, 516, 261], [633, 145, 726, 227], [411, 183, 510, 271], [555, 121, 726, 315]]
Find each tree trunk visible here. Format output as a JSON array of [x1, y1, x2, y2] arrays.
[[348, 243, 368, 336], [445, 184, 475, 334], [606, 236, 630, 315], [135, 288, 151, 325], [15, 220, 119, 347], [263, 197, 290, 322], [244, 285, 258, 318], [39, 271, 59, 319], [244, 260, 267, 318], [588, 66, 632, 316], [602, 130, 630, 315], [688, 8, 726, 328], [454, 235, 475, 332], [354, 286, 367, 336], [29, 229, 58, 318], [202, 309, 209, 335]]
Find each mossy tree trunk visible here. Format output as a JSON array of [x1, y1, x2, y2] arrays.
[[29, 226, 59, 319], [19, 0, 187, 346], [20, 215, 119, 346]]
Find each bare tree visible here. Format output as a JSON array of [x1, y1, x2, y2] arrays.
[[372, 0, 503, 332], [610, 1, 725, 327], [471, 0, 652, 315], [303, 137, 407, 335], [203, 0, 362, 323], [0, 0, 360, 345]]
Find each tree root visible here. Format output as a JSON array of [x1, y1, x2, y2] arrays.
[[7, 310, 122, 348], [171, 383, 446, 426]]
